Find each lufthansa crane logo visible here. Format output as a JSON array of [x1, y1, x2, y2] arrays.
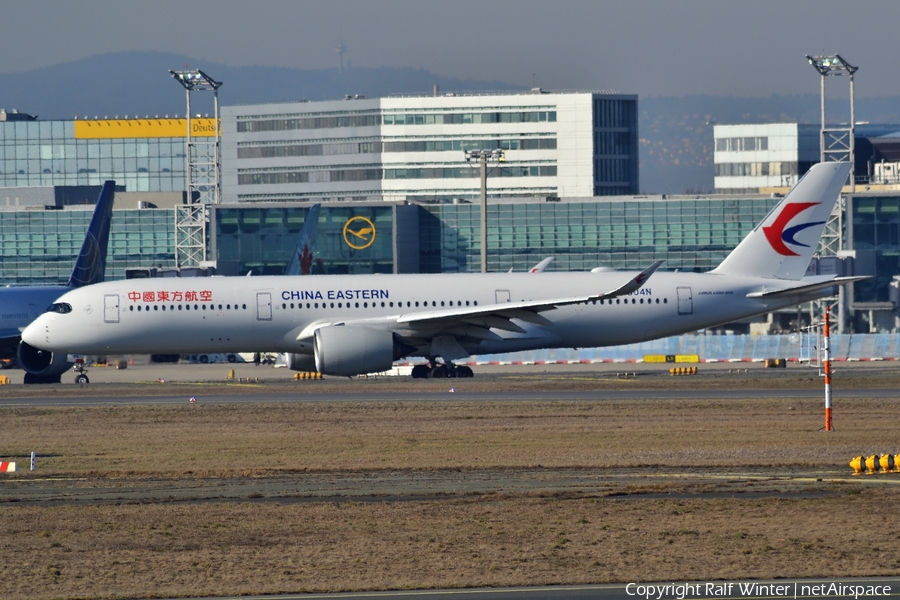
[[343, 216, 376, 250]]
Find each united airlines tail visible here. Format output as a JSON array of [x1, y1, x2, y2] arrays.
[[711, 162, 851, 280], [66, 181, 116, 288], [285, 204, 321, 276]]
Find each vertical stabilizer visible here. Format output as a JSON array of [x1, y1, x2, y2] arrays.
[[66, 181, 115, 288], [285, 204, 321, 276], [711, 162, 850, 280]]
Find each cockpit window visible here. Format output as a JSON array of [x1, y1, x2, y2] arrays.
[[46, 302, 73, 314]]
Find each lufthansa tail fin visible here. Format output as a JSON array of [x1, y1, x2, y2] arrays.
[[711, 162, 851, 281], [285, 204, 321, 276], [66, 181, 115, 288]]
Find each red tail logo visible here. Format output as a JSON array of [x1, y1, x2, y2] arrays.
[[762, 202, 824, 256]]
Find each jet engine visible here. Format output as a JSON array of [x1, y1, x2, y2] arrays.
[[17, 341, 73, 384], [314, 325, 403, 376]]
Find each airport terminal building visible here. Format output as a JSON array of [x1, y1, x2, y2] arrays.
[[220, 90, 639, 203], [3, 97, 900, 332]]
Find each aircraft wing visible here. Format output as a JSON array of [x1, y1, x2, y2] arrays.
[[398, 260, 663, 327], [295, 261, 663, 344], [745, 276, 869, 299]]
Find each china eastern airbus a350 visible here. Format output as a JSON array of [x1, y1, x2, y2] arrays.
[[23, 162, 860, 379]]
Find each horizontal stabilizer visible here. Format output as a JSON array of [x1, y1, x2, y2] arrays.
[[746, 276, 869, 299]]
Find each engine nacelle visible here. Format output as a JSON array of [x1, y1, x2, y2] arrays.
[[286, 352, 317, 372], [314, 326, 396, 376], [17, 341, 73, 383]]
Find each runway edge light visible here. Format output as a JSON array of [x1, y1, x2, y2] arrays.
[[865, 455, 878, 475], [849, 456, 863, 475]]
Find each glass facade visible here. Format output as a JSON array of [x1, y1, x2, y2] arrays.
[[213, 204, 394, 276], [849, 195, 900, 304], [10, 192, 900, 317], [0, 208, 175, 285], [419, 198, 780, 273], [0, 118, 213, 192]]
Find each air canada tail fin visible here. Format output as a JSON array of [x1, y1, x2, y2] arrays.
[[66, 181, 115, 288], [711, 162, 851, 281], [285, 204, 321, 276]]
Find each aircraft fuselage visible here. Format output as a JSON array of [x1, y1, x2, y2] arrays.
[[24, 270, 825, 358]]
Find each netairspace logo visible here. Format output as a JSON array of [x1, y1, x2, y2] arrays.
[[625, 582, 892, 600]]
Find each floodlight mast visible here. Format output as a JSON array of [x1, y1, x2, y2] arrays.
[[465, 149, 505, 273], [169, 69, 222, 268], [805, 54, 857, 192], [806, 55, 857, 334]]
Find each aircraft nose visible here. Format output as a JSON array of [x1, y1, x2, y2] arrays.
[[21, 317, 47, 348]]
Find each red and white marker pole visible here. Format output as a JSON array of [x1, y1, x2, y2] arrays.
[[824, 306, 832, 432]]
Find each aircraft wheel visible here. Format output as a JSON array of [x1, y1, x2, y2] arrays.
[[411, 364, 430, 379], [429, 365, 446, 378], [227, 354, 236, 363], [75, 373, 89, 385], [199, 355, 209, 364], [457, 366, 474, 378]]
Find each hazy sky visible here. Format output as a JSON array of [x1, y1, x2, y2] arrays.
[[2, 0, 898, 98]]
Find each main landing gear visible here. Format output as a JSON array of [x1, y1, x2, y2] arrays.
[[410, 360, 474, 379]]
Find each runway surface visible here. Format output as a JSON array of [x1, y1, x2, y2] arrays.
[[3, 385, 899, 407], [2, 359, 900, 406]]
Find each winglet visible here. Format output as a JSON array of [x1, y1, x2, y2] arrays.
[[595, 260, 663, 300], [529, 257, 555, 273], [66, 181, 115, 288]]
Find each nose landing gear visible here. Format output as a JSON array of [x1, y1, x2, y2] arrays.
[[73, 359, 89, 384]]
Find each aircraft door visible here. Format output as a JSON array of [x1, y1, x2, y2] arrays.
[[103, 294, 120, 323], [676, 286, 693, 315], [256, 292, 273, 321], [495, 289, 511, 304]]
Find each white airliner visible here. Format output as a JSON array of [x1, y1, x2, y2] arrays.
[[4, 181, 116, 383], [23, 163, 861, 379]]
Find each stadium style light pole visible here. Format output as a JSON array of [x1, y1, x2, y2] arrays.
[[169, 69, 223, 204], [169, 69, 222, 268], [465, 149, 505, 273], [806, 54, 858, 334], [805, 54, 857, 192]]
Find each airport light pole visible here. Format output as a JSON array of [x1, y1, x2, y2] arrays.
[[169, 69, 222, 269], [806, 54, 857, 191], [806, 54, 857, 334], [465, 149, 505, 273]]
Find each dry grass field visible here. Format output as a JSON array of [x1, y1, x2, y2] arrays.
[[1, 369, 900, 599]]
